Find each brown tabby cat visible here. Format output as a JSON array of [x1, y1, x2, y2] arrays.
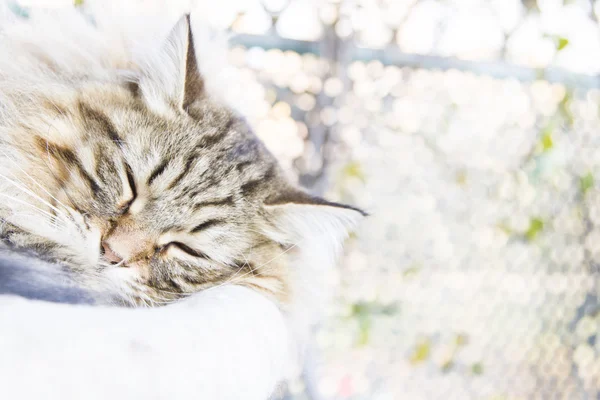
[[0, 8, 365, 309]]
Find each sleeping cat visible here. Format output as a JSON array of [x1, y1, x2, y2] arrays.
[[0, 7, 364, 304], [0, 3, 363, 399]]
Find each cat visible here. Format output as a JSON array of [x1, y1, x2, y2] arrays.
[[0, 2, 364, 399]]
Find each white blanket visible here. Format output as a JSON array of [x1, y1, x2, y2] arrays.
[[0, 285, 291, 400]]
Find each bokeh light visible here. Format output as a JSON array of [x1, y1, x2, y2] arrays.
[[207, 1, 600, 398]]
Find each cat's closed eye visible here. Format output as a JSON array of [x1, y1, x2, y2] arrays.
[[118, 198, 134, 216], [165, 242, 209, 259], [119, 164, 137, 215]]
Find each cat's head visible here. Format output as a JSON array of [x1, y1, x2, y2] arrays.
[[5, 15, 365, 305]]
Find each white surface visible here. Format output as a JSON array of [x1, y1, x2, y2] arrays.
[[0, 285, 291, 400]]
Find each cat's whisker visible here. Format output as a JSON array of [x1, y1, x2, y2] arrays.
[[0, 172, 81, 236], [153, 288, 181, 296], [0, 192, 63, 222], [0, 170, 68, 220], [221, 251, 252, 288], [152, 295, 180, 305], [37, 130, 82, 213], [126, 285, 150, 307], [143, 291, 174, 306], [10, 210, 64, 231], [124, 280, 176, 306], [209, 240, 301, 292], [0, 148, 72, 213], [0, 214, 61, 244]]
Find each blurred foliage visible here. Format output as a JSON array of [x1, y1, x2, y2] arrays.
[[557, 37, 570, 51], [540, 130, 554, 152], [471, 363, 484, 376], [525, 217, 545, 241], [341, 161, 366, 183], [402, 265, 422, 278], [545, 34, 570, 52], [581, 173, 595, 195], [455, 170, 468, 186], [409, 338, 431, 365], [351, 301, 399, 346], [558, 90, 575, 127]]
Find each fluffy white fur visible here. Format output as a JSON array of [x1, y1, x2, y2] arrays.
[[0, 1, 234, 115]]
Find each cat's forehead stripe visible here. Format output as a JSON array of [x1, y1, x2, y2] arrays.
[[193, 196, 235, 210], [166, 154, 198, 190], [160, 116, 237, 192], [34, 136, 102, 198], [240, 165, 276, 198], [77, 101, 121, 144], [147, 159, 170, 186], [235, 160, 252, 173], [190, 218, 225, 234], [195, 116, 234, 148]]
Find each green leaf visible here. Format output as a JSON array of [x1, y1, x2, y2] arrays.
[[357, 316, 370, 346], [525, 217, 544, 241], [455, 170, 468, 186], [543, 34, 570, 51], [351, 301, 399, 317], [558, 90, 574, 127], [342, 161, 365, 183], [409, 339, 431, 364], [541, 132, 553, 151], [538, 121, 555, 153], [557, 37, 569, 51], [351, 302, 369, 317], [350, 303, 371, 346], [403, 265, 421, 278], [350, 301, 399, 346], [74, 0, 85, 5], [472, 362, 484, 375], [581, 173, 594, 194]]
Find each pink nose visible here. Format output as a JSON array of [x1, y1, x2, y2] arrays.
[[101, 241, 123, 264]]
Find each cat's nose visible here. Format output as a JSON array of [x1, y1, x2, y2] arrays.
[[101, 241, 123, 264]]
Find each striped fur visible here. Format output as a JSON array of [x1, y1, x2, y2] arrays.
[[0, 3, 364, 315]]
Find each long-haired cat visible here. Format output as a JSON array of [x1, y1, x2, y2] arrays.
[[0, 2, 364, 399]]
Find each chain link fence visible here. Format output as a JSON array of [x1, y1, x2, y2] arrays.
[[216, 1, 600, 399]]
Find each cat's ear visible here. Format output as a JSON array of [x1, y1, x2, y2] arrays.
[[138, 14, 204, 113], [263, 188, 366, 252]]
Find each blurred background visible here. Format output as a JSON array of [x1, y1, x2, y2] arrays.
[[12, 0, 600, 399]]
